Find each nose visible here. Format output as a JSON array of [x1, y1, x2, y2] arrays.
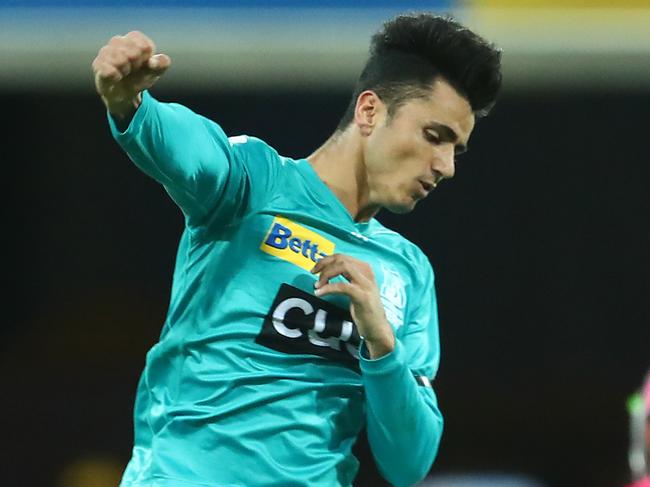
[[433, 144, 455, 181]]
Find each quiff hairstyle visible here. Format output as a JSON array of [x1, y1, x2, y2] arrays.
[[336, 13, 502, 131]]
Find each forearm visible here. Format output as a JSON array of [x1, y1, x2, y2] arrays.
[[361, 340, 443, 487], [109, 91, 206, 180], [108, 91, 232, 222], [108, 90, 181, 183]]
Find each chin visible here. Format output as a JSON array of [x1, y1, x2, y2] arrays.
[[385, 200, 417, 214]]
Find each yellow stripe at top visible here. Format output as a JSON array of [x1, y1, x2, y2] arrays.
[[465, 0, 650, 8]]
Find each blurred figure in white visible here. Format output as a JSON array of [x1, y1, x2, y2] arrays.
[[625, 369, 650, 487]]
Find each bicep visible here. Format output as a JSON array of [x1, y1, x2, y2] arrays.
[[136, 103, 234, 224], [111, 92, 235, 225]]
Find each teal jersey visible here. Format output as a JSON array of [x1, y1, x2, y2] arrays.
[[109, 91, 443, 487]]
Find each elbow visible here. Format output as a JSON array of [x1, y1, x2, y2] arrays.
[[388, 446, 439, 487], [383, 419, 443, 487]]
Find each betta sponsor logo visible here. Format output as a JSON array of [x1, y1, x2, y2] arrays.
[[256, 284, 360, 370], [261, 216, 336, 271]]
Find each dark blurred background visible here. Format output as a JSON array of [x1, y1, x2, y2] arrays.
[[1, 1, 649, 487]]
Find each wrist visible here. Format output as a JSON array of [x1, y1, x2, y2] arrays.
[[364, 332, 395, 359], [103, 92, 142, 120]]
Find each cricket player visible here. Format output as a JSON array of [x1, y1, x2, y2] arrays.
[[92, 13, 502, 487]]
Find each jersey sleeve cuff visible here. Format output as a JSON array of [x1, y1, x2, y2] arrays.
[[359, 338, 405, 376], [107, 90, 153, 142]]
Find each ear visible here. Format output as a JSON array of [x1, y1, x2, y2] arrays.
[[353, 90, 384, 136]]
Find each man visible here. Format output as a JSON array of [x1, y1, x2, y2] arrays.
[[93, 13, 501, 487]]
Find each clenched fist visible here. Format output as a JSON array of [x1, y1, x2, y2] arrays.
[[92, 31, 171, 120]]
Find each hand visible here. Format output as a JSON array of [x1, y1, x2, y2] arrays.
[[311, 254, 395, 359], [91, 31, 171, 119]]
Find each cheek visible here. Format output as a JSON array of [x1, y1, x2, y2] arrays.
[[379, 143, 422, 178], [366, 130, 427, 200], [369, 127, 418, 169], [394, 130, 433, 171], [388, 133, 421, 162]]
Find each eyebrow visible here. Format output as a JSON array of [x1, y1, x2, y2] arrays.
[[424, 121, 468, 155]]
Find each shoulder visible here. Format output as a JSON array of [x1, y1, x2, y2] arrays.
[[226, 134, 297, 175], [222, 135, 299, 211], [228, 135, 295, 184], [227, 135, 283, 162], [368, 220, 433, 273]]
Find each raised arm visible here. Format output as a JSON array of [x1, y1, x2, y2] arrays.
[[92, 32, 244, 227]]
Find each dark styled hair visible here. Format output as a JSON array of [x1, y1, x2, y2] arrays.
[[336, 13, 502, 131]]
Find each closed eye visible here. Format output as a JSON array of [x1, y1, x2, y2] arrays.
[[423, 130, 440, 144], [424, 126, 469, 158]]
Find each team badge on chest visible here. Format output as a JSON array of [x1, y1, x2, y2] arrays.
[[379, 262, 406, 330]]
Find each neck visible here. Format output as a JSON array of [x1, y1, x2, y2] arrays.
[[306, 127, 379, 223]]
